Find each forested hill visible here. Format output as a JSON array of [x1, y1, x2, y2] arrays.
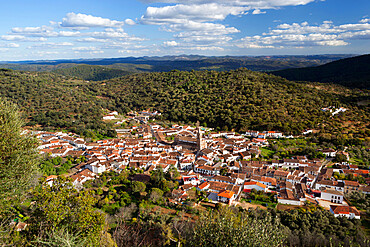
[[0, 68, 368, 137], [53, 64, 132, 81], [0, 54, 356, 82], [272, 54, 370, 89], [85, 69, 354, 134], [0, 68, 113, 138]]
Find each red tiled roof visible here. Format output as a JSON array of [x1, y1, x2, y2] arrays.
[[330, 205, 360, 216], [218, 190, 234, 199]]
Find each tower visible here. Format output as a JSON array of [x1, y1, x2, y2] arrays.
[[196, 121, 206, 151]]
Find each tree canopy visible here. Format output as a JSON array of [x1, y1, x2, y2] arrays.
[[0, 98, 39, 210]]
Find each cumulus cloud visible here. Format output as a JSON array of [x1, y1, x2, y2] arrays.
[[167, 21, 239, 34], [141, 3, 243, 50], [27, 42, 74, 49], [141, 3, 248, 24], [359, 18, 370, 23], [0, 42, 19, 48], [252, 9, 266, 14], [88, 28, 145, 41], [12, 26, 53, 33], [125, 19, 136, 25], [140, 0, 315, 8], [10, 26, 58, 37], [237, 19, 370, 49], [77, 37, 109, 43], [187, 46, 224, 51], [32, 51, 60, 56], [61, 12, 124, 28], [138, 0, 316, 52], [163, 41, 178, 46], [1, 35, 47, 42], [72, 46, 104, 54], [58, 31, 81, 37], [7, 26, 81, 38]]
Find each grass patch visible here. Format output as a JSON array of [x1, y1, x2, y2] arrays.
[[260, 147, 275, 158], [241, 198, 277, 208]]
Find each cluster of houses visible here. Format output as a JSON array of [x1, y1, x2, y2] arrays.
[[35, 117, 368, 220], [321, 106, 347, 116], [182, 156, 325, 206], [103, 111, 119, 120], [245, 130, 284, 139]]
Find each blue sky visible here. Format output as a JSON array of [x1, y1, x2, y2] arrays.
[[0, 0, 369, 61]]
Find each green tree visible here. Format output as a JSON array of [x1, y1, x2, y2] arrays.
[[30, 177, 105, 245], [186, 207, 286, 247], [149, 188, 164, 204], [132, 181, 146, 194], [0, 98, 39, 210], [335, 153, 348, 163]]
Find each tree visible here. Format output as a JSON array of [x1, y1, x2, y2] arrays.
[[149, 188, 164, 203], [30, 177, 105, 245], [132, 181, 146, 194], [335, 153, 348, 163], [186, 207, 286, 246], [0, 98, 39, 211], [220, 167, 228, 176]]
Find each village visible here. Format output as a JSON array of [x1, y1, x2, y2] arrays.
[[36, 110, 369, 220]]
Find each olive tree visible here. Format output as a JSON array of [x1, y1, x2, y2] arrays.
[[0, 98, 39, 210]]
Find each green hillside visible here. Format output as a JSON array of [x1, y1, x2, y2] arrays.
[[0, 68, 368, 138], [84, 69, 368, 135], [53, 64, 132, 81], [0, 69, 113, 138], [272, 54, 370, 89]]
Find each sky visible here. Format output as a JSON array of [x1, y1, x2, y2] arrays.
[[0, 0, 369, 61]]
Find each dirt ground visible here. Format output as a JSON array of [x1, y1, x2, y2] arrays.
[[316, 199, 348, 210], [276, 204, 302, 211], [234, 201, 267, 210]]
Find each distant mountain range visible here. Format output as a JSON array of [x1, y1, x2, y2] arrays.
[[0, 54, 355, 81], [272, 54, 370, 89]]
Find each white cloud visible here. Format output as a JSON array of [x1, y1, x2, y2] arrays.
[[77, 37, 109, 43], [72, 46, 100, 51], [12, 26, 53, 33], [72, 46, 104, 54], [119, 49, 147, 54], [140, 0, 315, 8], [8, 26, 81, 38], [58, 31, 81, 37], [187, 46, 224, 51], [315, 40, 348, 46], [102, 41, 142, 49], [1, 35, 47, 42], [252, 9, 266, 14], [140, 3, 242, 49], [237, 19, 370, 49], [125, 19, 136, 25], [359, 18, 370, 23], [338, 23, 370, 31], [0, 42, 19, 48], [163, 41, 178, 46], [27, 42, 74, 49], [88, 28, 145, 41], [61, 12, 124, 28], [141, 3, 248, 24], [10, 26, 58, 37], [167, 21, 239, 34]]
